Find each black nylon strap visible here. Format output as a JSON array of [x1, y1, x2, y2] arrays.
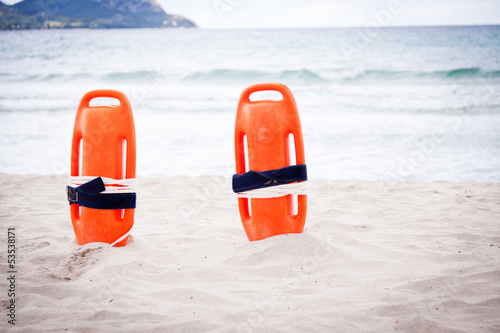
[[67, 177, 136, 210], [232, 164, 307, 193]]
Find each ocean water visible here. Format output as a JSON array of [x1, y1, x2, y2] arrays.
[[0, 26, 499, 181]]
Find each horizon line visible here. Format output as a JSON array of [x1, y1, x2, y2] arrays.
[[196, 23, 500, 30]]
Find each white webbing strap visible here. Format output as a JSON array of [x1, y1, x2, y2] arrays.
[[69, 176, 137, 194], [236, 181, 308, 199], [110, 223, 133, 247]]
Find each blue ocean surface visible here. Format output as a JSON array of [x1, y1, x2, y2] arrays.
[[0, 26, 499, 181]]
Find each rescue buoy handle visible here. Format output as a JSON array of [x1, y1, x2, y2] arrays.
[[80, 90, 130, 109], [241, 82, 295, 104]]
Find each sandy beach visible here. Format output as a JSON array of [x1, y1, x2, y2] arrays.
[[0, 173, 499, 332]]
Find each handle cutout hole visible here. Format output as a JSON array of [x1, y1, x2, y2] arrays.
[[79, 138, 83, 176], [247, 198, 252, 217], [89, 97, 120, 107], [291, 194, 298, 216], [122, 139, 128, 179], [243, 134, 250, 173], [242, 134, 251, 217], [249, 90, 283, 102], [288, 133, 298, 216], [120, 139, 128, 220], [288, 133, 297, 166], [77, 138, 83, 219]]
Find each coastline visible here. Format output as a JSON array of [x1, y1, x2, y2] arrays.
[[1, 173, 499, 331]]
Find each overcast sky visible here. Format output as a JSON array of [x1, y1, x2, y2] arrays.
[[159, 0, 500, 29], [3, 0, 500, 29]]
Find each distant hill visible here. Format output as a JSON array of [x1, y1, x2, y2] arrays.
[[0, 0, 197, 29]]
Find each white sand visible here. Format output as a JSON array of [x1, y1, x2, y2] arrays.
[[1, 173, 499, 332]]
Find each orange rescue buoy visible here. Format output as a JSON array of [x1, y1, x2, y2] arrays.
[[68, 90, 136, 247], [233, 83, 307, 241]]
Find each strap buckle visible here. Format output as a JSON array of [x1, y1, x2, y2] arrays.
[[66, 186, 78, 205]]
